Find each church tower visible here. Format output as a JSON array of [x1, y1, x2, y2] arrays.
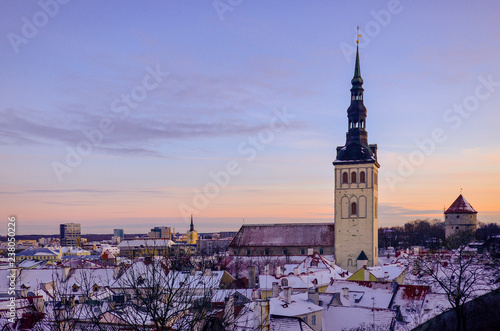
[[187, 215, 198, 245], [333, 45, 379, 272]]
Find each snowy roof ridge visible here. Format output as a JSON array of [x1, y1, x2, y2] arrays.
[[444, 194, 477, 214]]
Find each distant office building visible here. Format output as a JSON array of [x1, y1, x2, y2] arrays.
[[113, 229, 124, 243], [60, 223, 81, 247], [148, 226, 174, 239]]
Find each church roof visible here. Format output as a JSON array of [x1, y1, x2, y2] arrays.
[[229, 223, 334, 248], [444, 194, 477, 214]]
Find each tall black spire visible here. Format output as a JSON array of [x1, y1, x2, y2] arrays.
[[190, 214, 194, 231], [334, 45, 377, 164]]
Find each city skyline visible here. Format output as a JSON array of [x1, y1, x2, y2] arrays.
[[1, 1, 500, 234]]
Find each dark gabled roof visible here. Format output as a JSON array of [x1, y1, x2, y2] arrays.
[[357, 250, 368, 261], [229, 223, 334, 248], [444, 194, 477, 214]]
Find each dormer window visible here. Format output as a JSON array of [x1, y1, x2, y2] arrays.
[[72, 284, 79, 292], [282, 279, 288, 286]]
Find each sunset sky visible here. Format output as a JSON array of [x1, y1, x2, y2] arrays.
[[1, 1, 499, 235]]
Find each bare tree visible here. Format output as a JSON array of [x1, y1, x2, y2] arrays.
[[414, 241, 498, 331]]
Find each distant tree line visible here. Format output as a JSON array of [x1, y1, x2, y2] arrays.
[[379, 219, 500, 250]]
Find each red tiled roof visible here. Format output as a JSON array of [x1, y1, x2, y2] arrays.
[[229, 223, 334, 247], [444, 194, 477, 214]]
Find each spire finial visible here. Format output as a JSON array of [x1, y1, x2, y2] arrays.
[[190, 214, 194, 231], [356, 25, 361, 44], [460, 188, 463, 195]]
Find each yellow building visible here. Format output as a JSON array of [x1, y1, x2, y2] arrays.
[[186, 215, 198, 245]]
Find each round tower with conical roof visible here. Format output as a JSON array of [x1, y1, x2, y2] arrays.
[[444, 194, 478, 238]]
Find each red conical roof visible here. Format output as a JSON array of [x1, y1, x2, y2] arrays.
[[444, 194, 477, 214]]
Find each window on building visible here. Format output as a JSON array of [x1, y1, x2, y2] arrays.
[[246, 249, 251, 256], [282, 279, 288, 286], [319, 248, 324, 255], [283, 249, 288, 255], [312, 314, 316, 326], [301, 248, 305, 255], [351, 202, 357, 215], [342, 172, 348, 183], [351, 172, 357, 183], [348, 259, 353, 266], [360, 171, 365, 183], [265, 248, 270, 256]]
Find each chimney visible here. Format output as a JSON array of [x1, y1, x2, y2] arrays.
[[364, 267, 370, 281], [114, 265, 121, 279], [384, 271, 389, 279], [272, 282, 279, 298], [224, 296, 235, 331], [63, 266, 71, 282], [252, 288, 261, 301], [275, 266, 282, 278], [249, 266, 256, 289], [283, 286, 293, 304], [204, 269, 212, 277], [254, 299, 270, 331], [308, 287, 319, 305], [343, 287, 349, 299], [265, 264, 269, 275], [293, 267, 299, 276]]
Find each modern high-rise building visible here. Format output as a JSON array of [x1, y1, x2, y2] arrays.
[[60, 223, 81, 247], [148, 226, 174, 239], [333, 44, 379, 272], [113, 228, 124, 242]]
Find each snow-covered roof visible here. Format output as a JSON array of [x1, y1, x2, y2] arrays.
[[444, 194, 477, 214], [270, 292, 322, 317], [229, 223, 334, 247], [322, 305, 396, 331], [17, 248, 59, 257], [117, 239, 174, 249], [325, 280, 396, 309], [366, 264, 406, 281]]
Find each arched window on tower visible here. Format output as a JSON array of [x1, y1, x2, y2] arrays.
[[360, 171, 366, 183], [342, 172, 348, 184], [351, 172, 357, 183], [351, 202, 357, 216]]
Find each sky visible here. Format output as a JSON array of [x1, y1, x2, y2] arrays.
[[1, 1, 500, 235]]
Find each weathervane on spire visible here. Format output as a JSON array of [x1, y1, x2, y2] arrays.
[[460, 188, 463, 195], [356, 25, 362, 44]]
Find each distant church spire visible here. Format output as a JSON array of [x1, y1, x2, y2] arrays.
[[190, 214, 194, 231]]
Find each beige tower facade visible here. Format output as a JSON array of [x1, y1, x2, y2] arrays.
[[333, 46, 379, 273]]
